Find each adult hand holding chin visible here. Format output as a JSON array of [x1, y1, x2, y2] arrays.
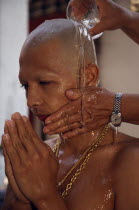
[[44, 87, 115, 139], [2, 113, 59, 207]]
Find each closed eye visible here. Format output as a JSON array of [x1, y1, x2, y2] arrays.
[[20, 81, 53, 90], [39, 81, 53, 85]]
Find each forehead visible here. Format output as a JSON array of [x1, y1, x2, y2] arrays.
[[19, 40, 79, 81]]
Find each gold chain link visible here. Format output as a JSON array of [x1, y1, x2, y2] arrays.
[[53, 123, 111, 198], [52, 139, 61, 157]]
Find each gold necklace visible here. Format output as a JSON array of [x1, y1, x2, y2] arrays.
[[52, 139, 61, 157], [53, 123, 111, 198]]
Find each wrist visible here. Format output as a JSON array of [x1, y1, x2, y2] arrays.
[[34, 189, 67, 210], [110, 93, 123, 127], [34, 188, 62, 210]]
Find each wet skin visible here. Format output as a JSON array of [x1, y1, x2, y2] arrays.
[[47, 132, 139, 210], [3, 40, 139, 210]]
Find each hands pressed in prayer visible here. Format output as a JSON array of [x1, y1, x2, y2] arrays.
[[3, 123, 29, 204], [44, 87, 115, 139], [2, 113, 59, 207]]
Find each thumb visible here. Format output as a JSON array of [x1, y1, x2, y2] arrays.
[[89, 20, 108, 36], [66, 88, 81, 100]]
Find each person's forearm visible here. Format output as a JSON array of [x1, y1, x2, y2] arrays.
[[122, 94, 139, 124], [122, 11, 139, 44], [34, 190, 68, 210]]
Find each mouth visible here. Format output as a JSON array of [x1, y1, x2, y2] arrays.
[[36, 115, 50, 123]]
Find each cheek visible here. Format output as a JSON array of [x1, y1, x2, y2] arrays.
[[44, 77, 77, 113]]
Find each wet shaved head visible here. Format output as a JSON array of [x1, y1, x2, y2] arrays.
[[19, 19, 99, 117], [21, 19, 97, 72]]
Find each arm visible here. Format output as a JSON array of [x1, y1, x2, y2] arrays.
[[122, 11, 139, 44], [43, 88, 139, 139], [34, 190, 68, 210], [70, 0, 139, 44], [122, 94, 139, 124]]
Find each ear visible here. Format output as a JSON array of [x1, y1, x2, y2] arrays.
[[84, 64, 99, 87]]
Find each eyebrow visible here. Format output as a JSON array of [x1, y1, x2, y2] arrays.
[[18, 69, 60, 83]]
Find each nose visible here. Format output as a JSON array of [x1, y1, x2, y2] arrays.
[[27, 85, 43, 109]]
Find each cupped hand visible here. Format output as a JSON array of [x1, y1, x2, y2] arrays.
[[69, 0, 130, 36], [2, 113, 59, 205], [43, 87, 115, 139]]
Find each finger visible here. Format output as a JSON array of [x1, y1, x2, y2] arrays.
[[89, 20, 108, 36], [22, 115, 52, 154], [2, 134, 21, 166], [43, 113, 81, 133], [11, 113, 37, 153], [4, 122, 8, 134], [66, 88, 81, 100], [5, 120, 28, 161], [45, 99, 80, 124], [62, 117, 109, 139], [2, 143, 11, 173], [3, 145, 29, 204], [49, 122, 82, 135], [85, 107, 111, 117], [22, 115, 44, 147], [62, 127, 88, 139]]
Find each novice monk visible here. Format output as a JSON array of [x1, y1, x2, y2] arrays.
[[2, 19, 139, 210]]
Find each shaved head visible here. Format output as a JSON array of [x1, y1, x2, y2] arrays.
[[19, 19, 99, 117], [21, 19, 97, 74]]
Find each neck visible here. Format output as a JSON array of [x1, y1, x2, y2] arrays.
[[60, 124, 112, 155]]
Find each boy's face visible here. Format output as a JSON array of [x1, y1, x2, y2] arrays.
[[19, 41, 78, 120]]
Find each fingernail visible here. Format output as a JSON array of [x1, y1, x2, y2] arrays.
[[7, 120, 15, 128], [45, 120, 52, 124], [13, 112, 21, 119], [43, 128, 50, 134], [3, 134, 10, 142], [44, 128, 50, 133], [67, 90, 74, 96]]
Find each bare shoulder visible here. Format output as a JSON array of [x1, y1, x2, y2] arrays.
[[112, 133, 139, 181], [114, 133, 139, 166], [112, 135, 139, 209]]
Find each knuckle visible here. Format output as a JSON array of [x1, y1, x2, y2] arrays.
[[25, 160, 32, 168], [60, 109, 66, 117], [20, 132, 28, 140], [66, 124, 71, 131], [13, 141, 23, 149]]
